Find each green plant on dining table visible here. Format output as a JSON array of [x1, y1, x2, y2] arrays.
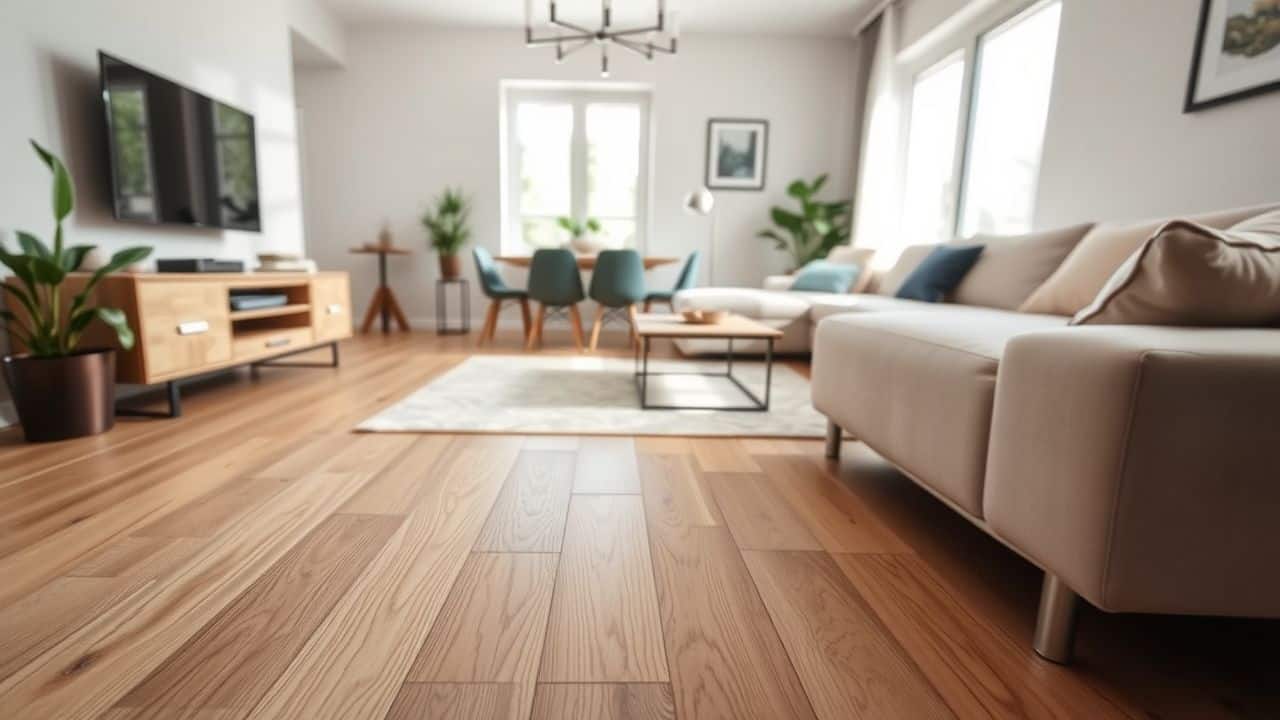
[[0, 140, 152, 357], [757, 173, 853, 270], [556, 216, 602, 239]]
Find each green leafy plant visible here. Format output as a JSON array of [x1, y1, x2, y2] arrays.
[[757, 174, 853, 270], [0, 141, 152, 357], [420, 187, 472, 256], [556, 216, 602, 239]]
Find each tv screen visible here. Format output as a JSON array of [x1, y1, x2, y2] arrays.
[[100, 52, 262, 232]]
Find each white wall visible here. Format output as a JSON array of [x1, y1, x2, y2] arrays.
[[296, 27, 859, 326], [1033, 0, 1280, 227]]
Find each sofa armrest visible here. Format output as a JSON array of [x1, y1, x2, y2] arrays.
[[984, 325, 1280, 616], [762, 275, 794, 291]]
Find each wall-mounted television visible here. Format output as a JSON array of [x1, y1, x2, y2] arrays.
[[100, 52, 262, 232]]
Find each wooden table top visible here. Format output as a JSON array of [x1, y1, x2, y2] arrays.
[[634, 313, 784, 339], [350, 246, 413, 255], [496, 255, 679, 270]]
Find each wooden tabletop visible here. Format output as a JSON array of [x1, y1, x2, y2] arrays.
[[350, 246, 413, 255], [496, 255, 679, 270], [634, 313, 784, 339]]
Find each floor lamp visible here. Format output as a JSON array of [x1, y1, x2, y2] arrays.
[[683, 187, 717, 285]]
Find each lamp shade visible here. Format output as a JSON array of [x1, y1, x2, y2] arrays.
[[683, 187, 715, 216]]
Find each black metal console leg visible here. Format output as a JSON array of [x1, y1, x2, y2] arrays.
[[117, 381, 182, 419], [331, 341, 340, 367]]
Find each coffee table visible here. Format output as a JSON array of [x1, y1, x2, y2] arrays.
[[633, 313, 784, 411]]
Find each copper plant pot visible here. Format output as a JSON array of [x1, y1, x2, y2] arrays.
[[2, 349, 117, 443], [439, 254, 462, 280]]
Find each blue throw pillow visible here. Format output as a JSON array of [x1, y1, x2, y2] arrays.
[[895, 245, 985, 302], [789, 261, 863, 294]]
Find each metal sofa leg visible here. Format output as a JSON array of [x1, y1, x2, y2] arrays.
[[1033, 573, 1079, 664], [825, 419, 843, 459]]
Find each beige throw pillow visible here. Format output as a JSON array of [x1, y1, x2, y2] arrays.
[[1019, 203, 1280, 316], [1071, 210, 1280, 327], [949, 223, 1094, 310]]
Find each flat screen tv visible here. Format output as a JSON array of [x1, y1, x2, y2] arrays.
[[100, 52, 262, 231]]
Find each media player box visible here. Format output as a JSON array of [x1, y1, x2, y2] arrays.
[[156, 259, 246, 273]]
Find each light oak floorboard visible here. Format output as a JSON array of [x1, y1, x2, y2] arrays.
[[691, 438, 761, 473], [574, 437, 642, 494], [530, 682, 676, 720], [386, 682, 516, 720], [637, 452, 722, 530], [474, 450, 576, 552], [708, 472, 823, 551], [742, 550, 954, 720], [539, 495, 669, 682]]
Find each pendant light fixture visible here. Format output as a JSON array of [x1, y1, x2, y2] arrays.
[[524, 0, 681, 78]]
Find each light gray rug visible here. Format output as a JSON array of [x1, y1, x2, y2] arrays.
[[357, 355, 827, 438]]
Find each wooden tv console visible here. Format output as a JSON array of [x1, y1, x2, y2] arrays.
[[65, 271, 353, 418]]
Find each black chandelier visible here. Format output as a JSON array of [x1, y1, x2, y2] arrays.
[[524, 1, 681, 78]]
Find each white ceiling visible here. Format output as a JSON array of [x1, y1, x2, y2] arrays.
[[319, 0, 875, 37]]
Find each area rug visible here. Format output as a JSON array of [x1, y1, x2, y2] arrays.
[[356, 355, 827, 438]]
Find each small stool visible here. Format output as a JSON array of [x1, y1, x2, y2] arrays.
[[436, 277, 471, 335]]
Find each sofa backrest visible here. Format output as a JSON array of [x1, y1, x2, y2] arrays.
[[948, 223, 1095, 310], [870, 245, 933, 296]]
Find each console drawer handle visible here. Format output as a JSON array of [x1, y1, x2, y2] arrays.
[[177, 320, 210, 336], [265, 337, 292, 348], [327, 304, 343, 315]]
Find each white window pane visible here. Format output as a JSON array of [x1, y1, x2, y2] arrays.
[[900, 52, 966, 246], [595, 218, 635, 249], [517, 102, 573, 217], [959, 0, 1062, 237], [586, 103, 641, 219]]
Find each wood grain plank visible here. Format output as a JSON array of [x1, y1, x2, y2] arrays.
[[0, 464, 377, 720], [523, 436, 580, 450], [574, 437, 641, 494], [65, 536, 183, 577], [634, 437, 693, 455], [834, 553, 1134, 719], [132, 473, 295, 538], [530, 683, 676, 720], [113, 513, 402, 719], [386, 683, 516, 720], [708, 472, 822, 551], [691, 438, 761, 473], [474, 451, 575, 552], [742, 550, 954, 720], [645, 523, 816, 720], [247, 436, 523, 720], [408, 552, 558, 720], [339, 435, 455, 514], [637, 453, 722, 531], [539, 495, 668, 682], [756, 454, 913, 554]]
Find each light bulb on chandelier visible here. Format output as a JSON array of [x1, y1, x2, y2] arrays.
[[524, 0, 681, 78]]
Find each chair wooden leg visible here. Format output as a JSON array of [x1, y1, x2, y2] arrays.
[[643, 299, 652, 313], [626, 304, 641, 348], [519, 298, 532, 341], [589, 304, 606, 352], [568, 304, 586, 352], [527, 304, 546, 350], [479, 300, 500, 346]]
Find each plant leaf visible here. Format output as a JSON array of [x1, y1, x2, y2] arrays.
[[15, 231, 51, 260], [786, 179, 810, 200], [95, 306, 135, 350], [30, 256, 66, 286], [0, 246, 37, 289], [31, 140, 74, 223], [770, 208, 804, 234], [61, 245, 96, 272], [0, 281, 40, 323], [810, 174, 829, 196]]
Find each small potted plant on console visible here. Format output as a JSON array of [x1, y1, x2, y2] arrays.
[[0, 141, 152, 442]]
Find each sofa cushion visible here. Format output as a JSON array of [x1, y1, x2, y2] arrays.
[[790, 260, 863, 293], [1019, 203, 1280, 316], [808, 294, 951, 323], [874, 244, 934, 296], [826, 246, 878, 293], [1073, 212, 1280, 327], [896, 245, 985, 302], [951, 223, 1094, 310], [811, 310, 1067, 517], [673, 287, 819, 321]]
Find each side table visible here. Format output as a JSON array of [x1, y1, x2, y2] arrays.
[[350, 245, 412, 334], [436, 278, 471, 336]]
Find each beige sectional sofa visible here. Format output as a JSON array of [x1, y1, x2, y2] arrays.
[[678, 203, 1280, 663]]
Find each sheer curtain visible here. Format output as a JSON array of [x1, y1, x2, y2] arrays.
[[851, 2, 908, 269]]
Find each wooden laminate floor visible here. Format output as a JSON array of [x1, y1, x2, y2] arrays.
[[0, 331, 1276, 719]]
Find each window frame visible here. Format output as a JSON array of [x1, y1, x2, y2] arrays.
[[501, 84, 653, 256], [896, 0, 1062, 241]]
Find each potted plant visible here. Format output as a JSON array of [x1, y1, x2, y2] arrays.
[[0, 141, 152, 442], [421, 187, 471, 279], [557, 216, 605, 254], [756, 174, 852, 271]]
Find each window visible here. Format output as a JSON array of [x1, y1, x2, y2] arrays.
[[893, 0, 1062, 244], [900, 51, 966, 246], [503, 88, 650, 254], [959, 0, 1062, 236]]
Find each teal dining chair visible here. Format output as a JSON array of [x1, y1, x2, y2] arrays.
[[526, 248, 587, 350], [473, 247, 531, 345], [587, 249, 647, 351], [644, 250, 700, 312]]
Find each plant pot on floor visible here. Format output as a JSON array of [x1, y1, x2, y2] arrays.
[[2, 349, 117, 442], [439, 254, 461, 279]]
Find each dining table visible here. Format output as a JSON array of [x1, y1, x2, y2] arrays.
[[495, 255, 680, 270]]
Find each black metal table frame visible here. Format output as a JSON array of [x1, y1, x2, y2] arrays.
[[633, 335, 774, 412], [435, 277, 471, 336]]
